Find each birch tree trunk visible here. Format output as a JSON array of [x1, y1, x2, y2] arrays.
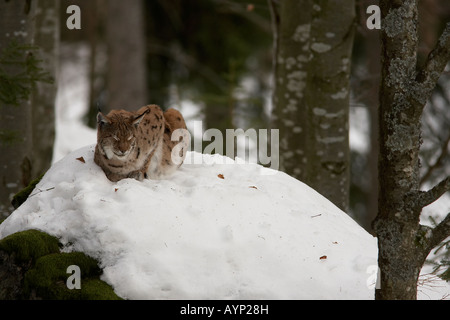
[[374, 0, 450, 299], [270, 0, 355, 212], [0, 1, 36, 217]]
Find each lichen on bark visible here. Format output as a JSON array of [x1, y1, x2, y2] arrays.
[[375, 0, 450, 300], [269, 0, 355, 212]]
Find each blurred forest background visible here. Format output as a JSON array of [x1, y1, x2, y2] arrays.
[[1, 0, 449, 237]]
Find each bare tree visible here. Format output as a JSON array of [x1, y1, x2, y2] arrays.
[[0, 1, 58, 217], [0, 1, 36, 217], [31, 0, 60, 178], [373, 0, 450, 300], [269, 0, 355, 212], [106, 0, 148, 112]]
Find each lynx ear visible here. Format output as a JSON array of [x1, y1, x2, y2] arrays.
[[132, 110, 149, 128], [97, 112, 110, 126]]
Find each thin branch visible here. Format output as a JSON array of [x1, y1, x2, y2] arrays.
[[267, 0, 280, 85], [418, 176, 450, 209], [420, 133, 450, 186], [267, 0, 280, 32], [415, 22, 450, 98], [426, 213, 450, 254]]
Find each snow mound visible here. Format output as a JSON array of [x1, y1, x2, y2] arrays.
[[0, 145, 378, 299]]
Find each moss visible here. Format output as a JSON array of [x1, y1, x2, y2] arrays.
[[0, 229, 60, 264], [11, 174, 43, 209], [80, 279, 123, 300], [0, 229, 121, 300], [24, 252, 122, 300]]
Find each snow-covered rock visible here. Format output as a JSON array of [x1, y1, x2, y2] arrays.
[[1, 146, 380, 299]]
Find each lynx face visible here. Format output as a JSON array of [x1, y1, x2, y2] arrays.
[[96, 111, 146, 160]]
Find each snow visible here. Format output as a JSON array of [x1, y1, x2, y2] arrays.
[[52, 43, 96, 163], [1, 146, 379, 299]]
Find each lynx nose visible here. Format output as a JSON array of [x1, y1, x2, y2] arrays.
[[118, 142, 129, 153], [114, 148, 128, 157]]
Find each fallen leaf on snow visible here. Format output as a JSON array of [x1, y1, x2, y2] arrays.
[[319, 255, 327, 260], [76, 157, 85, 163], [218, 174, 225, 179]]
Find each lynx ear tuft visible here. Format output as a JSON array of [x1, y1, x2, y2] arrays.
[[133, 110, 149, 128], [97, 112, 110, 126]]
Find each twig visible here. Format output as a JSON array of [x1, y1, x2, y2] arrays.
[[414, 22, 450, 107], [426, 213, 450, 255], [420, 133, 450, 186], [29, 187, 55, 198]]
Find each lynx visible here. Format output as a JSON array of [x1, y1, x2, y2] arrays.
[[94, 105, 190, 182]]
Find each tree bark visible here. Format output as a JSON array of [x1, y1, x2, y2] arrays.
[[106, 0, 148, 112], [0, 0, 36, 217], [270, 0, 355, 212], [374, 0, 450, 299], [31, 0, 60, 178]]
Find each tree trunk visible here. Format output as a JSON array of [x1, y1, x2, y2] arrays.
[[374, 0, 450, 299], [31, 0, 60, 178], [0, 1, 36, 217], [375, 1, 424, 299], [106, 0, 147, 112], [270, 0, 355, 212]]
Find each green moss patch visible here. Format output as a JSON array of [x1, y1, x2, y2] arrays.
[[0, 229, 60, 264], [0, 230, 122, 300], [11, 174, 43, 209], [25, 252, 121, 300]]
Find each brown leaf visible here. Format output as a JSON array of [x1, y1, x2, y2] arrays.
[[218, 174, 225, 179], [115, 188, 119, 192], [249, 186, 258, 189], [76, 157, 85, 163], [319, 255, 327, 260]]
